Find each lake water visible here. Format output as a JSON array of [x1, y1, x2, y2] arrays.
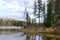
[[0, 32, 60, 40], [0, 32, 27, 40], [0, 32, 43, 40]]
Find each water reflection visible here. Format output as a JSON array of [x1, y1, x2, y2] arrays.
[[0, 32, 26, 40], [26, 34, 60, 40], [26, 34, 43, 40], [0, 32, 60, 40]]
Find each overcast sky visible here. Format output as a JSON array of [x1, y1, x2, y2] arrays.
[[0, 0, 47, 22]]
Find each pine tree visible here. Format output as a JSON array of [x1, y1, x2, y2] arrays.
[[25, 8, 30, 26], [24, 7, 30, 27], [44, 0, 54, 27], [37, 0, 42, 27], [42, 2, 46, 26], [54, 0, 60, 25], [33, 0, 37, 27]]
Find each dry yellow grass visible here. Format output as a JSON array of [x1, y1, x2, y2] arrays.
[[19, 27, 55, 34], [19, 27, 60, 39], [44, 34, 60, 39]]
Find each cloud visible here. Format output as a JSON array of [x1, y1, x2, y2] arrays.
[[0, 0, 24, 19], [0, 0, 47, 23], [0, 0, 34, 19]]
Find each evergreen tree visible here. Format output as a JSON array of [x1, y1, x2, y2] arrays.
[[42, 2, 46, 26], [24, 7, 27, 27], [54, 0, 60, 25], [25, 8, 30, 26], [44, 0, 54, 27], [33, 0, 37, 27], [24, 7, 31, 27], [37, 0, 42, 27]]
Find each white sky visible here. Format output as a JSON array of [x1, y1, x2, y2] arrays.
[[0, 0, 47, 22]]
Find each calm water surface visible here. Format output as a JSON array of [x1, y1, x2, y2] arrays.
[[0, 32, 44, 40], [0, 32, 59, 40], [0, 32, 26, 40]]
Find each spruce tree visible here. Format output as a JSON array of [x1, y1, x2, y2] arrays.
[[37, 0, 42, 27], [42, 2, 46, 26], [54, 0, 60, 25], [33, 0, 37, 27], [44, 0, 54, 27], [25, 8, 30, 26], [24, 7, 30, 27]]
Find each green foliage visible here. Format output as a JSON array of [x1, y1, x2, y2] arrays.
[[54, 0, 60, 25], [10, 20, 23, 26], [44, 1, 54, 27]]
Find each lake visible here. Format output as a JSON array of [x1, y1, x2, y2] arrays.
[[0, 31, 60, 40]]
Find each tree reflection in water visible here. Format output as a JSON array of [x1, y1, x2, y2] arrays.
[[26, 34, 60, 40], [26, 34, 43, 40]]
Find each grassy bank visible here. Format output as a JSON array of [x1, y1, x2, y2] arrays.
[[19, 27, 60, 35]]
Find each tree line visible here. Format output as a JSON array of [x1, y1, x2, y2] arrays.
[[24, 0, 60, 28], [0, 0, 60, 27]]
